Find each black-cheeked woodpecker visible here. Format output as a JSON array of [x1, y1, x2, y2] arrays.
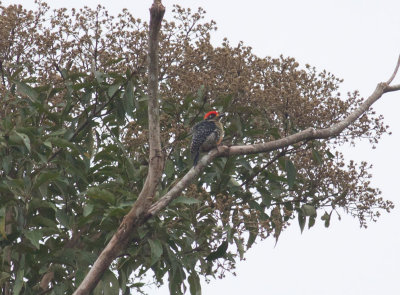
[[190, 111, 225, 166]]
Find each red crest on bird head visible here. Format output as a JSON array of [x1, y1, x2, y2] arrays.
[[204, 111, 219, 119]]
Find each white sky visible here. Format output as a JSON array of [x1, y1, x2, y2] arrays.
[[4, 1, 400, 294]]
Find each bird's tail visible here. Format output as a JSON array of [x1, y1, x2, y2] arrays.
[[193, 151, 199, 166]]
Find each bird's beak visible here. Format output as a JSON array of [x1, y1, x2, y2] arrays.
[[218, 113, 225, 119]]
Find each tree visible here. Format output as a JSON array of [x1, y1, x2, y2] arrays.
[[0, 1, 398, 294]]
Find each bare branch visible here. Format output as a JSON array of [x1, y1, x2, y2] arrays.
[[73, 2, 165, 294], [386, 54, 400, 85]]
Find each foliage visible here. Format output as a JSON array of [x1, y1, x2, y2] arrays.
[[0, 2, 394, 294]]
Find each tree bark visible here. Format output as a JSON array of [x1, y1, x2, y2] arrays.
[[72, 1, 165, 294]]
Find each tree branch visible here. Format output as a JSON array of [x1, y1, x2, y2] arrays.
[[385, 83, 400, 93], [386, 54, 400, 84], [72, 1, 165, 294], [147, 56, 400, 218]]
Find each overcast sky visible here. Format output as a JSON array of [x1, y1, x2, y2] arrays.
[[4, 1, 400, 294]]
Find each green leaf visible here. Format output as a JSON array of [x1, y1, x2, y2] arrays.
[[94, 71, 105, 83], [188, 272, 201, 295], [104, 269, 119, 295], [123, 80, 135, 116], [75, 268, 87, 287], [31, 216, 58, 230], [234, 236, 244, 260], [123, 158, 136, 179], [171, 196, 201, 206], [23, 229, 43, 249], [48, 129, 68, 137], [237, 157, 253, 173], [312, 149, 323, 165], [285, 159, 296, 189], [195, 85, 206, 104], [0, 207, 6, 239], [148, 239, 163, 266], [86, 187, 115, 204], [53, 283, 67, 295], [298, 213, 306, 234], [56, 209, 70, 229], [11, 66, 24, 79], [14, 131, 31, 152], [321, 211, 331, 228], [268, 127, 281, 139], [228, 177, 241, 187], [284, 201, 294, 211], [0, 272, 11, 284], [33, 172, 59, 189], [308, 216, 316, 229], [104, 57, 124, 67], [183, 94, 195, 109], [47, 137, 76, 150], [12, 268, 24, 295], [105, 206, 129, 218], [138, 95, 149, 102], [243, 225, 255, 247], [248, 200, 262, 212], [16, 81, 38, 101], [220, 94, 233, 109], [43, 140, 52, 149], [301, 204, 317, 217], [137, 226, 149, 239], [107, 83, 121, 98], [168, 262, 186, 295], [165, 160, 174, 179], [206, 241, 228, 261], [248, 199, 269, 220], [266, 171, 286, 183], [230, 113, 243, 137], [326, 150, 335, 159], [225, 225, 233, 243], [94, 269, 119, 295], [2, 155, 12, 174], [115, 95, 126, 124], [83, 204, 94, 217]]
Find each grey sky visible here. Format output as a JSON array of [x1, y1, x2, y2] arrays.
[[4, 1, 400, 294]]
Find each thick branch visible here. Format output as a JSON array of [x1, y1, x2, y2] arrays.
[[385, 83, 400, 92], [148, 0, 164, 160], [73, 2, 165, 294]]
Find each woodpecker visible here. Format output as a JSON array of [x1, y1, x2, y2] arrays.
[[191, 111, 225, 166]]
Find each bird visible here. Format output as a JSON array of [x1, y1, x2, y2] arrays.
[[190, 110, 225, 166]]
